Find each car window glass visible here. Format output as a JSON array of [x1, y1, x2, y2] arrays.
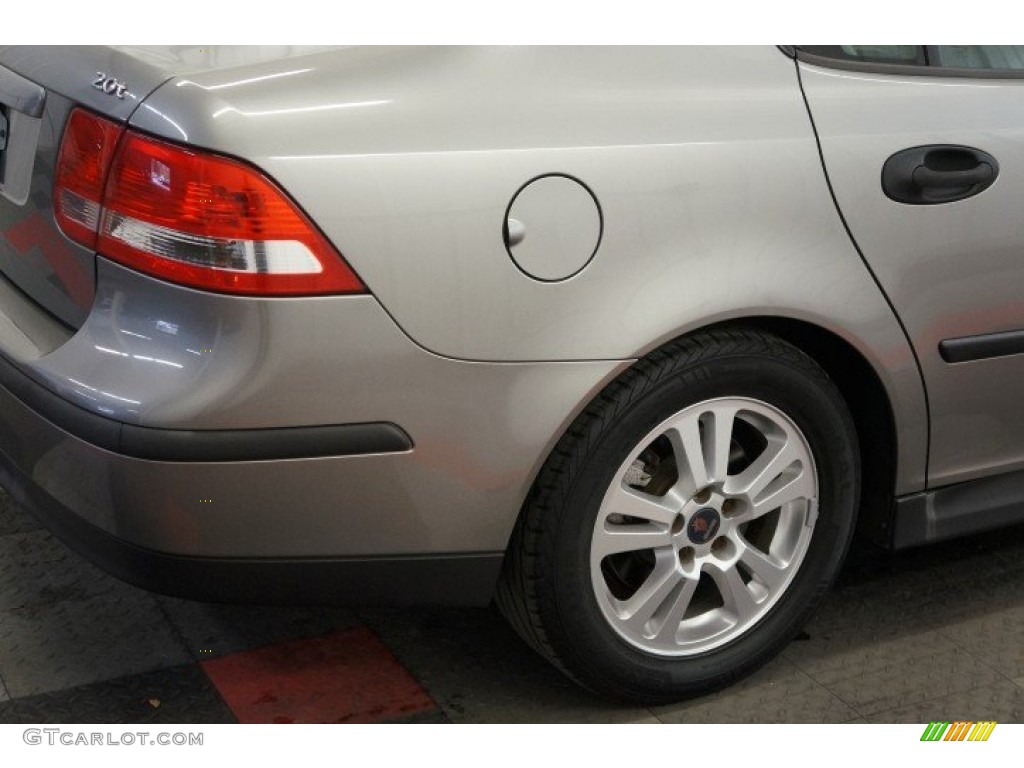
[[934, 46, 1024, 70], [799, 46, 926, 65]]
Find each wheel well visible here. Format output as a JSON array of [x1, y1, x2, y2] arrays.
[[708, 317, 897, 548]]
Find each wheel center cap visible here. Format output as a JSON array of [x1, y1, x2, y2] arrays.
[[687, 507, 721, 545]]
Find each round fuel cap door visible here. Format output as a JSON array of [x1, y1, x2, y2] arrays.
[[503, 174, 602, 282]]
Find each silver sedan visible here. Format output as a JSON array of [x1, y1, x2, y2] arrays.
[[0, 45, 1021, 702]]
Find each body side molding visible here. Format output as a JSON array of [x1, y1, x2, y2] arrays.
[[894, 468, 1024, 548]]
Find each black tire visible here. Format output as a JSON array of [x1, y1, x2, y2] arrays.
[[496, 328, 859, 704]]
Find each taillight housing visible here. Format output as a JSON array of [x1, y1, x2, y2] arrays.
[[53, 108, 366, 296], [53, 109, 122, 250]]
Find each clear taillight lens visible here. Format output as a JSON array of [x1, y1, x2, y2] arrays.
[[53, 108, 366, 296]]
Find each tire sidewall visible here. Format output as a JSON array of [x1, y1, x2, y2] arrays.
[[547, 352, 858, 698]]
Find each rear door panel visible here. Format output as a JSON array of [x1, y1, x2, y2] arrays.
[[800, 59, 1024, 487]]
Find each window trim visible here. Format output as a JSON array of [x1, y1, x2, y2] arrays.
[[792, 46, 1024, 80]]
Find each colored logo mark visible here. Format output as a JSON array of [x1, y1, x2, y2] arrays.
[[920, 721, 997, 742]]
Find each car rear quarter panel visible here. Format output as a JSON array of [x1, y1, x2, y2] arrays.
[[128, 45, 926, 494], [3, 261, 626, 557]]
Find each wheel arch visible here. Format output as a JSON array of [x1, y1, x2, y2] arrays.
[[509, 314, 903, 557], [497, 323, 868, 700], [705, 316, 899, 549]]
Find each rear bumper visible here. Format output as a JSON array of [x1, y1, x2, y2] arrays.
[[0, 347, 506, 605], [0, 260, 625, 604], [0, 345, 412, 461], [0, 436, 503, 606]]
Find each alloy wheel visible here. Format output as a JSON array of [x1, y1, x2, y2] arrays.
[[590, 397, 819, 656]]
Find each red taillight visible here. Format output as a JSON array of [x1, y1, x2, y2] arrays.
[[53, 108, 366, 296], [54, 109, 122, 250]]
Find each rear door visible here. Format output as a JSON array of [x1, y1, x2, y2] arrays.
[[798, 46, 1024, 488]]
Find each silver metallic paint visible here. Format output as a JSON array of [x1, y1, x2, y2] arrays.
[[0, 88, 96, 326], [505, 174, 603, 282], [0, 262, 625, 556], [0, 45, 342, 126], [0, 45, 934, 566], [129, 45, 927, 491], [800, 61, 1024, 487]]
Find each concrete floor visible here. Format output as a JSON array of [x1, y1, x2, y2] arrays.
[[0, 488, 1021, 723]]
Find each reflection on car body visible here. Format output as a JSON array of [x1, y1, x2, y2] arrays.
[[1, 44, 1023, 701]]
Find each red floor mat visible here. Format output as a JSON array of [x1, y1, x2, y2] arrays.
[[201, 626, 435, 723]]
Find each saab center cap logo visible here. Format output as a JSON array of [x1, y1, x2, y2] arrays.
[[687, 507, 721, 545]]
